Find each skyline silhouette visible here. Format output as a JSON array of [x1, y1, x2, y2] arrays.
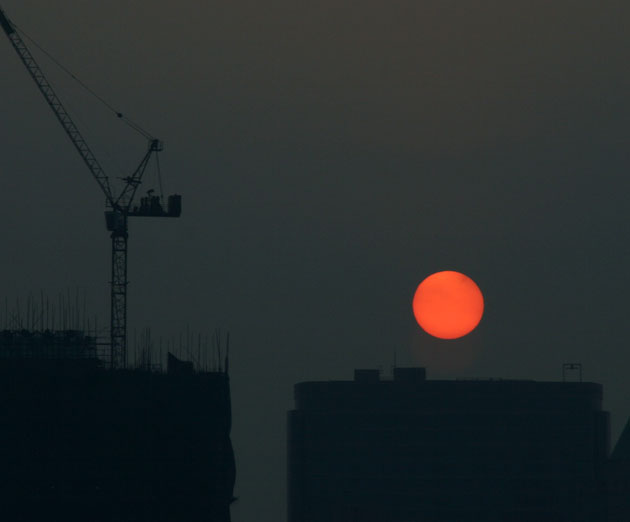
[[289, 368, 614, 521], [2, 1, 630, 521]]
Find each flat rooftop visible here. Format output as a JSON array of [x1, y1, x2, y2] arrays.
[[293, 367, 603, 412]]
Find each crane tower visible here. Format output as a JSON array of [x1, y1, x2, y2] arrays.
[[0, 7, 181, 368]]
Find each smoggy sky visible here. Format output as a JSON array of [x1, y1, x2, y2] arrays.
[[2, 1, 630, 520]]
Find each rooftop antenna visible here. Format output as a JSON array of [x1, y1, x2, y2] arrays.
[[216, 329, 222, 372], [392, 349, 397, 375], [225, 332, 230, 374]]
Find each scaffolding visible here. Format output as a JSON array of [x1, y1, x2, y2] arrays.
[[0, 329, 104, 361], [0, 292, 230, 373]]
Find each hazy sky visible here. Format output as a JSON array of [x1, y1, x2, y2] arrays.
[[2, 1, 630, 520]]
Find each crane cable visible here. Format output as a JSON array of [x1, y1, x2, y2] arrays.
[[155, 150, 165, 203], [14, 23, 155, 141]]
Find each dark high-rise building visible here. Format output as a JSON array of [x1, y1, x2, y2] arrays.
[[288, 368, 610, 522], [605, 419, 630, 522], [0, 329, 235, 522]]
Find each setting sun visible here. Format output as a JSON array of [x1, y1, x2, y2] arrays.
[[412, 271, 484, 339]]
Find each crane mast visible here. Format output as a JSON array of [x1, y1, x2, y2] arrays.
[[0, 7, 181, 368]]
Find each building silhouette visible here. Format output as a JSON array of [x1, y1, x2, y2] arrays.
[[605, 418, 630, 521], [0, 328, 235, 522], [288, 368, 610, 522]]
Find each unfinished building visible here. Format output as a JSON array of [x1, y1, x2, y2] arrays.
[[0, 327, 235, 522]]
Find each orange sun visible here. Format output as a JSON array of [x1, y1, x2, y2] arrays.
[[412, 271, 484, 339]]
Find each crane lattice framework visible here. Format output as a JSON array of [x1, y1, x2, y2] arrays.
[[0, 7, 181, 369]]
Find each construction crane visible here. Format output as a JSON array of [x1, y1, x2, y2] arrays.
[[0, 7, 181, 369]]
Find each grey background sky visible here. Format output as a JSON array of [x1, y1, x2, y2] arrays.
[[2, 1, 630, 520]]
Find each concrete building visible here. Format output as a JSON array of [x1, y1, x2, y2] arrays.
[[288, 368, 610, 522], [0, 329, 235, 522], [605, 418, 630, 522]]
